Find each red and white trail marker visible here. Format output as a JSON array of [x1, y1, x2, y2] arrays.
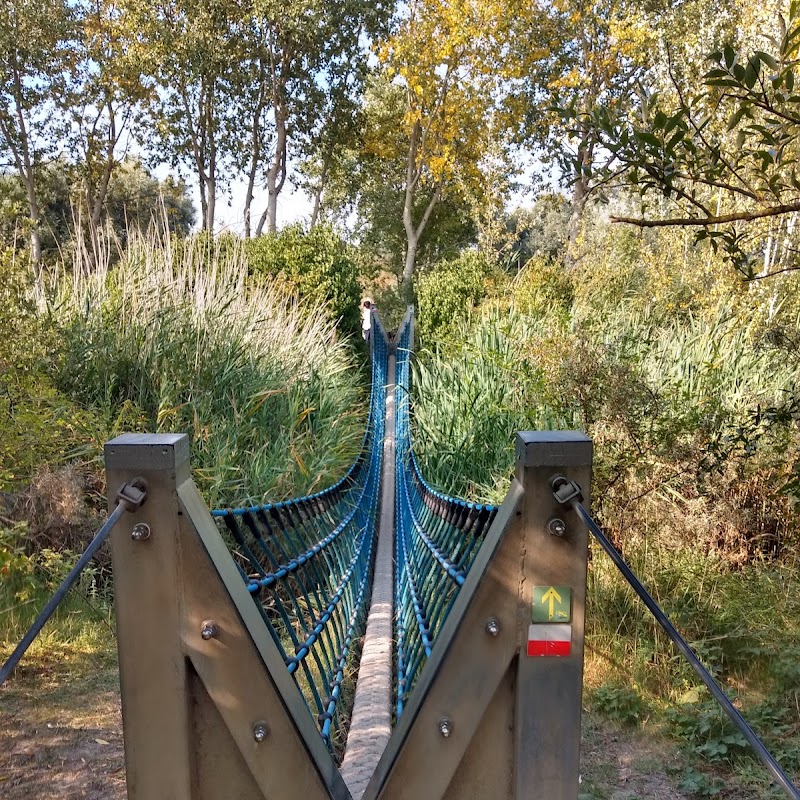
[[527, 623, 572, 657]]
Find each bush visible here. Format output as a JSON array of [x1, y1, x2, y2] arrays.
[[416, 251, 490, 341], [53, 231, 366, 506], [0, 249, 107, 493], [510, 256, 573, 320], [245, 224, 362, 335]]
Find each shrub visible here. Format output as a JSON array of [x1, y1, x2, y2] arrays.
[[245, 224, 362, 335], [0, 249, 106, 493], [510, 256, 573, 320], [590, 682, 649, 725], [53, 231, 365, 506], [416, 251, 490, 341]]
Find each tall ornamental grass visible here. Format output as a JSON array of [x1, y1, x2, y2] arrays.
[[412, 302, 800, 557], [411, 311, 577, 501], [50, 231, 365, 506], [412, 298, 800, 785]]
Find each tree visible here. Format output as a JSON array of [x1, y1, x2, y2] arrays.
[[298, 71, 367, 230], [376, 0, 536, 290], [238, 0, 390, 237], [310, 75, 478, 279], [122, 0, 244, 232], [0, 0, 77, 266], [525, 0, 651, 257], [0, 159, 194, 255], [504, 193, 573, 270], [0, 163, 73, 257], [70, 0, 149, 260], [104, 160, 196, 244], [571, 3, 800, 279]]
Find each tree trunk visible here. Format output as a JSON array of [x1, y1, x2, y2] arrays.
[[566, 132, 592, 266], [258, 104, 287, 236], [309, 147, 333, 228], [243, 59, 267, 239], [30, 223, 42, 268], [566, 175, 588, 263], [1, 60, 42, 268], [199, 187, 209, 232], [207, 175, 216, 232], [402, 234, 419, 289]]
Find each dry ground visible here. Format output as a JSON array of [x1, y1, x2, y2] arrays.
[[0, 656, 125, 800], [0, 653, 780, 799]]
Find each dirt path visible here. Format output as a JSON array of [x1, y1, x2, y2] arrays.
[[0, 666, 764, 799], [581, 712, 691, 799], [0, 659, 126, 800]]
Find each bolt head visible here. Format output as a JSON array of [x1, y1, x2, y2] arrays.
[[438, 718, 452, 738], [131, 522, 151, 541], [548, 518, 567, 537], [253, 722, 269, 742], [485, 617, 500, 637], [201, 621, 219, 640]]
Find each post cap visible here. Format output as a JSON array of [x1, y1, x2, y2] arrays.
[[105, 433, 191, 473], [515, 431, 593, 468]]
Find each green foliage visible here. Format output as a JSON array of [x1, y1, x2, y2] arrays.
[[246, 224, 362, 335], [667, 698, 750, 763], [564, 3, 800, 279], [53, 231, 365, 506], [416, 252, 490, 341], [411, 310, 576, 500], [678, 767, 725, 797], [0, 520, 112, 643], [0, 159, 196, 262], [103, 160, 196, 244], [0, 524, 39, 603], [511, 256, 573, 320], [504, 194, 572, 269], [0, 249, 106, 491], [590, 683, 649, 725], [410, 222, 800, 792], [0, 165, 73, 257]]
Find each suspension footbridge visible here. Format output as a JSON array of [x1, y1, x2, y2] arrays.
[[2, 307, 799, 799]]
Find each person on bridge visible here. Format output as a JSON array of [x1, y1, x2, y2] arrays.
[[361, 300, 372, 342]]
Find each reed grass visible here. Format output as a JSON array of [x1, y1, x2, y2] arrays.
[[412, 295, 800, 783], [48, 230, 366, 506]]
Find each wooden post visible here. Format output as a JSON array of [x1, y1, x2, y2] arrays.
[[106, 433, 350, 800], [513, 431, 592, 800]]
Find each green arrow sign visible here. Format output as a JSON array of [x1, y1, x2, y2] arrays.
[[532, 586, 572, 622]]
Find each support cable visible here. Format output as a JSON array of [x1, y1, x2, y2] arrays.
[[551, 475, 800, 800], [0, 480, 147, 687]]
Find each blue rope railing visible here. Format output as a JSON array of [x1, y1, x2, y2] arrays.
[[392, 310, 497, 719], [211, 317, 389, 758]]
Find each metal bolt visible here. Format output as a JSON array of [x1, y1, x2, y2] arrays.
[[548, 518, 567, 537], [201, 620, 219, 640], [131, 522, 151, 541], [485, 617, 501, 637], [253, 722, 269, 742], [438, 718, 453, 738]]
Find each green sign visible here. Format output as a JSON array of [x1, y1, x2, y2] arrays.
[[532, 586, 572, 622]]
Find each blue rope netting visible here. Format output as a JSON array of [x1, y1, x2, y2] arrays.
[[211, 316, 388, 758], [209, 308, 498, 749], [393, 313, 497, 720]]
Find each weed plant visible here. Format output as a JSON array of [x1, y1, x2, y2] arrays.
[[49, 231, 366, 506], [411, 289, 800, 788]]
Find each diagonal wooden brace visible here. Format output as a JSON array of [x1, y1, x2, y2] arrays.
[[107, 433, 350, 800]]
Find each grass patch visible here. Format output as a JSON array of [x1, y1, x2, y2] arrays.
[[48, 230, 366, 507]]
